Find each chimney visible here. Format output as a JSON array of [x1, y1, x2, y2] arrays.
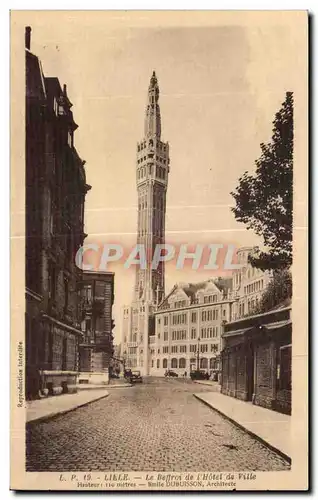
[[63, 84, 67, 96], [25, 26, 31, 50]]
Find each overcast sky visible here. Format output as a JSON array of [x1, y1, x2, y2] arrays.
[[22, 12, 302, 343]]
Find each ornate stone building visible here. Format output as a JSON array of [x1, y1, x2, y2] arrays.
[[25, 27, 90, 399], [121, 71, 170, 375], [78, 271, 115, 385], [150, 278, 234, 377], [231, 247, 271, 320]]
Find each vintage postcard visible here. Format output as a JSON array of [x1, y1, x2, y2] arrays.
[[10, 10, 308, 491]]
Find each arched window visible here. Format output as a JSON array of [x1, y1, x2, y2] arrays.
[[200, 358, 208, 369], [210, 358, 216, 370], [163, 358, 168, 369], [171, 358, 178, 369], [157, 359, 160, 369], [179, 358, 186, 369]]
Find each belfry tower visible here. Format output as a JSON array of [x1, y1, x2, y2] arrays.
[[121, 72, 170, 375], [135, 71, 170, 304]]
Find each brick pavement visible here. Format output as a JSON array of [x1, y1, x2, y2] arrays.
[[26, 378, 290, 472]]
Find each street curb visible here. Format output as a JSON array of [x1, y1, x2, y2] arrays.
[[107, 384, 133, 388], [193, 394, 291, 464], [26, 392, 110, 425], [193, 381, 221, 388]]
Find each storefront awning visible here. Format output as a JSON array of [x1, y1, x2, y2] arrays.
[[222, 327, 253, 338], [223, 319, 291, 339], [264, 319, 292, 331]]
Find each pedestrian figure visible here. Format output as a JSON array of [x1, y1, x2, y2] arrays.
[[184, 371, 187, 378]]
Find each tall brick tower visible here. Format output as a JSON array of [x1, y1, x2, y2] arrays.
[[121, 72, 170, 375], [135, 71, 170, 304]]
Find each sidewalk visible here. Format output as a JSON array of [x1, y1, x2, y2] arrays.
[[26, 390, 109, 424], [194, 391, 291, 462], [193, 380, 221, 390]]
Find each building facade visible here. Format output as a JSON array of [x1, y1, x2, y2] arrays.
[[231, 247, 271, 321], [25, 27, 90, 399], [78, 272, 115, 385], [149, 278, 234, 377], [121, 71, 170, 375], [221, 305, 292, 415]]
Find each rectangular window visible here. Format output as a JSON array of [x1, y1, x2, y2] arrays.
[[190, 345, 197, 353], [211, 343, 218, 353], [191, 312, 197, 323], [191, 328, 196, 339], [48, 261, 56, 301], [171, 345, 178, 353], [64, 276, 69, 311], [180, 345, 187, 353], [164, 331, 168, 341], [164, 316, 168, 326]]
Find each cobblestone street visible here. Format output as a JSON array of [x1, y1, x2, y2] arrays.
[[26, 378, 290, 471]]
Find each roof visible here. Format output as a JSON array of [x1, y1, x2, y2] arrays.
[[182, 281, 207, 300], [157, 277, 233, 311], [26, 50, 46, 101]]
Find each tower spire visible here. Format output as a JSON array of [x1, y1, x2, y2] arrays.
[[144, 70, 161, 138]]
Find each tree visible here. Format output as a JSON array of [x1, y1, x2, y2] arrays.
[[251, 269, 292, 315], [231, 92, 293, 271]]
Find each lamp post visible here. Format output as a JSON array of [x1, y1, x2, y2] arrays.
[[196, 337, 201, 371]]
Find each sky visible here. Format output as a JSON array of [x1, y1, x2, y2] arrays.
[[20, 12, 302, 344]]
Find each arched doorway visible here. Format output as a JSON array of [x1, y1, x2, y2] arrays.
[[200, 357, 208, 370], [171, 358, 178, 369], [179, 358, 186, 369]]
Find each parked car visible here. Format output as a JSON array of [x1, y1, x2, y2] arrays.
[[124, 369, 133, 379], [164, 370, 178, 378], [190, 370, 209, 380], [129, 370, 143, 383]]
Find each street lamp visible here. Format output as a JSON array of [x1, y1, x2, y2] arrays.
[[196, 337, 201, 371]]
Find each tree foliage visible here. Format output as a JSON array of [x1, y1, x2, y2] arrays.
[[231, 92, 294, 270], [251, 269, 292, 315]]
